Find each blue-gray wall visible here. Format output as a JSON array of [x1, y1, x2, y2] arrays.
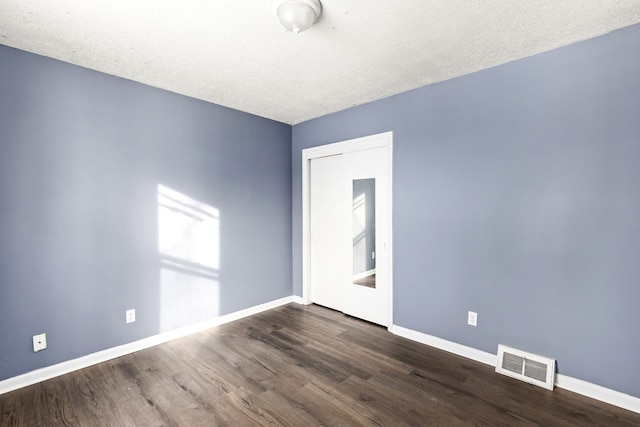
[[0, 45, 292, 381], [292, 24, 640, 398]]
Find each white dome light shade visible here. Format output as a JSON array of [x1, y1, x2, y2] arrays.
[[273, 0, 322, 34]]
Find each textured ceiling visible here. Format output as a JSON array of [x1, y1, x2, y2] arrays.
[[1, 1, 640, 124]]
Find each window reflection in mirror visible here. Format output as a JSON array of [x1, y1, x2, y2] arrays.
[[352, 178, 376, 288]]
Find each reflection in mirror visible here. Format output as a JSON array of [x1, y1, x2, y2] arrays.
[[352, 178, 376, 288]]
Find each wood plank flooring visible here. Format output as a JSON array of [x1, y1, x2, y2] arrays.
[[2, 303, 639, 426]]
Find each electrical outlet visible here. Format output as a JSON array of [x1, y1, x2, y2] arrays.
[[467, 311, 478, 327], [33, 333, 47, 352], [126, 309, 136, 324]]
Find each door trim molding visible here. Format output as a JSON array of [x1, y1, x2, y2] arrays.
[[302, 131, 393, 327]]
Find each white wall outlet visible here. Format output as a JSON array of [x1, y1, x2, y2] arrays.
[[126, 309, 136, 324], [467, 311, 478, 327], [33, 333, 47, 352]]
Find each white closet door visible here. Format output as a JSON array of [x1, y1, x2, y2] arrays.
[[309, 144, 391, 327], [343, 147, 390, 326], [309, 154, 348, 311]]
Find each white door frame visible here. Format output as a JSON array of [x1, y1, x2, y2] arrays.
[[301, 131, 393, 328]]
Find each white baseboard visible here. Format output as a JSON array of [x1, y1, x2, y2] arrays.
[[292, 295, 309, 305], [389, 325, 497, 366], [555, 374, 640, 414], [389, 324, 640, 415], [0, 296, 295, 396], [4, 301, 638, 415]]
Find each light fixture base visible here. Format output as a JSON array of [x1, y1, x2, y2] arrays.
[[273, 0, 322, 34]]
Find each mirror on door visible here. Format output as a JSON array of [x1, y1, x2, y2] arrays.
[[352, 178, 376, 288]]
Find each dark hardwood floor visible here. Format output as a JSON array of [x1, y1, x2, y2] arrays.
[[1, 303, 639, 426]]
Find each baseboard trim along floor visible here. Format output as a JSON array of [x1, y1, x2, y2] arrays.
[[389, 324, 640, 414], [0, 296, 296, 396], [2, 297, 638, 415]]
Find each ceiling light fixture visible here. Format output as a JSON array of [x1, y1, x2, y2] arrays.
[[273, 0, 322, 34]]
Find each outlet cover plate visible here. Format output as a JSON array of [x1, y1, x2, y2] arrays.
[[33, 333, 47, 352], [126, 309, 136, 324], [468, 311, 478, 327]]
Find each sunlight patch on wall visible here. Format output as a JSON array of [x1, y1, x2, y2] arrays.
[[157, 184, 220, 332]]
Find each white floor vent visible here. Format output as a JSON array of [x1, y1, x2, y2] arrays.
[[496, 344, 556, 391]]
